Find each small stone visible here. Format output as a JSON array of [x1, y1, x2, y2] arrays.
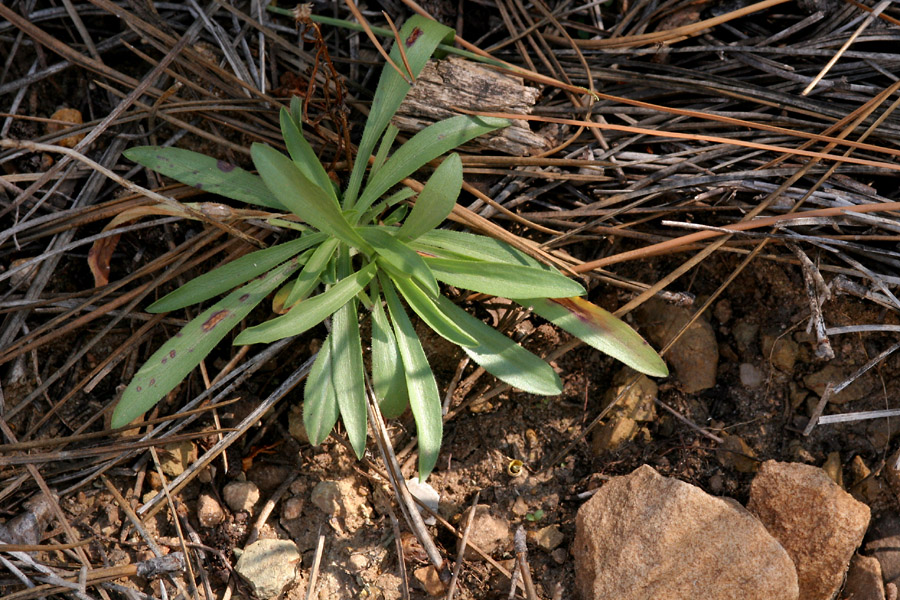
[[247, 464, 292, 492], [406, 477, 440, 526], [748, 461, 870, 600], [196, 494, 225, 527], [457, 505, 511, 560], [760, 332, 799, 374], [234, 539, 300, 598], [739, 363, 765, 389], [511, 496, 529, 517], [47, 108, 85, 148], [716, 433, 758, 473], [551, 547, 568, 564], [788, 439, 816, 464], [593, 370, 658, 454], [888, 583, 898, 600], [413, 565, 445, 596], [636, 299, 717, 393], [530, 524, 565, 552], [865, 514, 900, 584], [9, 258, 38, 288], [223, 481, 260, 513], [310, 478, 372, 532], [804, 365, 874, 405], [158, 440, 197, 478], [713, 299, 732, 324], [574, 465, 797, 600], [287, 404, 308, 444], [733, 321, 759, 352], [281, 496, 303, 521], [843, 554, 885, 600], [348, 553, 368, 571], [822, 452, 844, 488]]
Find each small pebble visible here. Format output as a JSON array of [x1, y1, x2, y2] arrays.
[[739, 363, 765, 389], [281, 496, 303, 521], [223, 481, 260, 513], [196, 493, 225, 527]]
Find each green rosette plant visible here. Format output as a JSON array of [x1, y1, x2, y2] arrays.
[[111, 15, 667, 479]]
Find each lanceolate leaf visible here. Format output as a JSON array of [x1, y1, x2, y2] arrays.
[[357, 227, 439, 297], [149, 234, 326, 312], [279, 107, 337, 203], [123, 146, 286, 210], [111, 257, 304, 428], [397, 153, 462, 241], [380, 274, 442, 480], [251, 143, 372, 253], [304, 336, 340, 445], [371, 291, 409, 418], [234, 262, 378, 345], [284, 238, 339, 307], [344, 15, 454, 209], [392, 276, 477, 348], [521, 297, 669, 378], [412, 229, 539, 267], [331, 298, 368, 458], [355, 115, 508, 217], [425, 257, 586, 299], [435, 296, 562, 395]]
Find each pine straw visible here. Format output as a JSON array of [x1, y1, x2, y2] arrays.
[[1, 0, 899, 597]]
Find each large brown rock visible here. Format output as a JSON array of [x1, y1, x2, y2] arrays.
[[748, 461, 870, 600], [574, 465, 797, 600]]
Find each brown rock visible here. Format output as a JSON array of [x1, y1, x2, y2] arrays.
[[804, 365, 874, 405], [196, 493, 225, 527], [413, 565, 445, 596], [843, 554, 885, 600], [457, 504, 511, 560], [636, 299, 717, 393], [529, 524, 565, 552], [223, 481, 260, 513], [716, 433, 759, 473], [47, 108, 85, 148], [748, 461, 870, 600], [593, 370, 658, 454], [574, 465, 797, 600]]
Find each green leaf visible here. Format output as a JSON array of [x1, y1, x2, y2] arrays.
[[521, 297, 669, 377], [123, 146, 286, 210], [425, 257, 585, 298], [371, 124, 399, 179], [412, 229, 540, 267], [434, 296, 562, 395], [331, 297, 367, 458], [392, 277, 477, 348], [284, 238, 339, 307], [361, 187, 416, 225], [112, 257, 303, 428], [279, 107, 337, 203], [234, 261, 377, 344], [380, 274, 442, 480], [344, 15, 455, 208], [371, 290, 409, 418], [251, 143, 372, 253], [397, 153, 462, 241], [357, 227, 439, 297], [304, 335, 341, 445], [149, 234, 326, 312], [355, 115, 508, 216]]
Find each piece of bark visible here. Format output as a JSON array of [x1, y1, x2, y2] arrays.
[[395, 57, 552, 156]]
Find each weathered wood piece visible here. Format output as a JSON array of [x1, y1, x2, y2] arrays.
[[395, 57, 551, 156]]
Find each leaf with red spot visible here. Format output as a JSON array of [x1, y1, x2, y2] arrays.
[[521, 297, 669, 378], [124, 147, 287, 210], [111, 258, 304, 428]]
